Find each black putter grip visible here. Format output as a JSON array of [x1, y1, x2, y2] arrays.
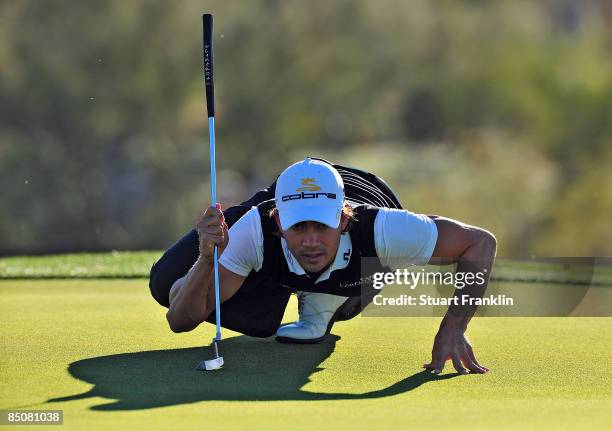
[[202, 14, 215, 118]]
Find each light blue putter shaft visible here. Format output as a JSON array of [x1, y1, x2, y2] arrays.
[[208, 116, 222, 342]]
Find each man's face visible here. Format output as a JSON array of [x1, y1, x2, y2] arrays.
[[275, 215, 348, 274]]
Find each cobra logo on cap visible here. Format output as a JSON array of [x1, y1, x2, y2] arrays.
[[296, 178, 321, 192], [281, 176, 337, 202]]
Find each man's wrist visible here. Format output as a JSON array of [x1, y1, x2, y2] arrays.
[[196, 255, 215, 268], [440, 313, 469, 332]]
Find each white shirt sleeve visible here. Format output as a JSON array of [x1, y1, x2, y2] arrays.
[[374, 208, 438, 269], [218, 207, 264, 276]]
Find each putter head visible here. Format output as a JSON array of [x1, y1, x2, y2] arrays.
[[197, 356, 224, 371], [196, 339, 224, 371]]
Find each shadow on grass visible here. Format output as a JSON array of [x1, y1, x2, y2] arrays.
[[49, 334, 460, 410]]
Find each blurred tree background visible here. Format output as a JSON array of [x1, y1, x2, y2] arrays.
[[1, 0, 611, 257]]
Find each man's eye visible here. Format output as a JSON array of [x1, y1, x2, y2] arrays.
[[316, 223, 329, 230]]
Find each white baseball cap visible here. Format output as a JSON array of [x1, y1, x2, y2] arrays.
[[274, 158, 345, 230]]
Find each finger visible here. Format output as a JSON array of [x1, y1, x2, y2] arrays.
[[206, 212, 224, 224], [202, 205, 216, 216], [197, 217, 224, 231], [202, 235, 225, 247], [198, 227, 225, 242], [460, 344, 487, 373], [212, 203, 224, 217], [203, 225, 225, 235], [423, 345, 437, 369], [202, 205, 224, 219], [197, 230, 224, 242], [215, 202, 223, 214], [423, 364, 443, 374], [206, 235, 224, 245], [459, 350, 486, 373], [423, 351, 442, 370], [451, 353, 469, 374], [466, 344, 489, 372], [196, 216, 216, 228], [430, 349, 447, 374], [222, 222, 229, 242]]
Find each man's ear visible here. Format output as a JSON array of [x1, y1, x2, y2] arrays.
[[273, 212, 284, 237], [340, 213, 349, 232]]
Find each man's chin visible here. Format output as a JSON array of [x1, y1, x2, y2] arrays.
[[303, 265, 324, 274], [299, 258, 332, 275]]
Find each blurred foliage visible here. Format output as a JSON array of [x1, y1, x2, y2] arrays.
[[1, 0, 611, 256]]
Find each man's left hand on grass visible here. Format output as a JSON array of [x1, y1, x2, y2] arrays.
[[423, 314, 489, 375]]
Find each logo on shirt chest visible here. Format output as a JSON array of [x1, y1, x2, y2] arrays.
[[338, 274, 377, 289], [343, 248, 351, 262]]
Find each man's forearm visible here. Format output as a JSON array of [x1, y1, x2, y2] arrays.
[[425, 217, 495, 373], [166, 257, 215, 332], [445, 233, 497, 325]]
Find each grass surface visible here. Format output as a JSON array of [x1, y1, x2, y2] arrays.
[[1, 277, 611, 430], [0, 251, 157, 279], [2, 252, 611, 285]]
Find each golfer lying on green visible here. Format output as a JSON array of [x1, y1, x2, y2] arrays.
[[152, 157, 497, 374]]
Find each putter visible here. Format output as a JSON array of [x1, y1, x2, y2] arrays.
[[196, 13, 224, 372]]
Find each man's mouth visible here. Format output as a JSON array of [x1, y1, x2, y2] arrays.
[[300, 252, 325, 265]]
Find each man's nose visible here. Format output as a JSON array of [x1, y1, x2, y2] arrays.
[[302, 228, 321, 246]]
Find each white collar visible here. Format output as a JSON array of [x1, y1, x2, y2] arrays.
[[281, 232, 352, 283]]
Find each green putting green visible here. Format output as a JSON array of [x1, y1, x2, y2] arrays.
[[0, 256, 611, 430]]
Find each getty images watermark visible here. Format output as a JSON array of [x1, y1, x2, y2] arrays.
[[359, 257, 612, 317], [370, 267, 513, 307]]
